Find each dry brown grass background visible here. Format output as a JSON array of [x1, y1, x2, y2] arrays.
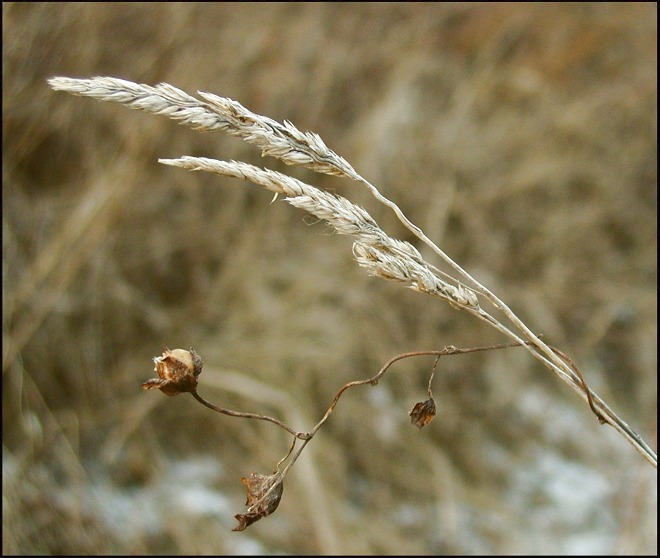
[[2, 2, 657, 555]]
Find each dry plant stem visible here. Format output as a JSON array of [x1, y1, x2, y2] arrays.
[[190, 341, 655, 497], [295, 341, 601, 466], [47, 77, 656, 468], [428, 356, 440, 399], [279, 343, 558, 478], [190, 390, 310, 440]]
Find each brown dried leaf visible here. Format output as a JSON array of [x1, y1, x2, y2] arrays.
[[141, 347, 203, 396], [409, 397, 436, 429], [233, 471, 284, 531]]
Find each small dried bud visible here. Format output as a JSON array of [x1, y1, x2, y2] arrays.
[[141, 347, 203, 396], [409, 397, 436, 429], [233, 471, 284, 531]]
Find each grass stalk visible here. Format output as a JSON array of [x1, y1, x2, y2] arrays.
[[48, 76, 657, 468]]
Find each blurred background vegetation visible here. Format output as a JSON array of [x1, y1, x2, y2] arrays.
[[2, 2, 656, 555]]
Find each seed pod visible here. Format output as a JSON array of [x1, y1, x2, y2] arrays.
[[141, 347, 203, 396], [233, 471, 284, 531], [409, 397, 436, 429]]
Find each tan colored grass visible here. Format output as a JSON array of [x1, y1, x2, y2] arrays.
[[4, 2, 656, 555]]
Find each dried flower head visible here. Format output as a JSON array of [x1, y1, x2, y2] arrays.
[[141, 347, 203, 396], [409, 397, 436, 429], [233, 471, 285, 531]]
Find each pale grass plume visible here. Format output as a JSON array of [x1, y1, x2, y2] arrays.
[[159, 156, 479, 310], [47, 76, 357, 178], [48, 76, 657, 468]]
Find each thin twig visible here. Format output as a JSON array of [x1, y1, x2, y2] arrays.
[[190, 390, 310, 440]]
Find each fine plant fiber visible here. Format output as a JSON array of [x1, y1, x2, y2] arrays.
[[4, 3, 656, 555]]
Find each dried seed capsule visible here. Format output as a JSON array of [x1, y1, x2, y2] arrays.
[[233, 471, 284, 531], [141, 347, 203, 396], [409, 397, 436, 429]]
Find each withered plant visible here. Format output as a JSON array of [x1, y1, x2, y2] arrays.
[[48, 76, 657, 530]]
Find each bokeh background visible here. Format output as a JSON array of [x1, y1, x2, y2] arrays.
[[2, 2, 657, 555]]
